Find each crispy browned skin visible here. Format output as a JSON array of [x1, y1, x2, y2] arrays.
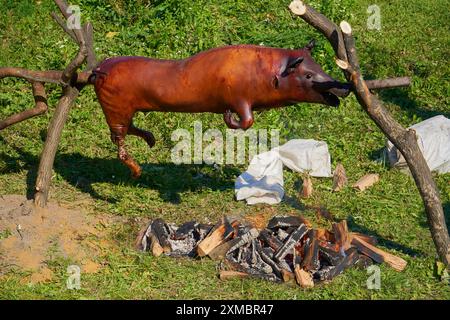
[[92, 43, 341, 178]]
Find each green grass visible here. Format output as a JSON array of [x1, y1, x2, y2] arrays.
[[1, 0, 449, 299]]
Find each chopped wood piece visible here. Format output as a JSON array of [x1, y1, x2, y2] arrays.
[[316, 228, 335, 242], [197, 219, 238, 257], [350, 232, 378, 246], [267, 216, 309, 229], [151, 218, 172, 253], [149, 233, 164, 257], [281, 269, 295, 282], [135, 222, 151, 251], [259, 229, 284, 251], [208, 228, 259, 260], [351, 237, 407, 271], [222, 258, 280, 282], [332, 220, 351, 250], [274, 224, 308, 262], [301, 176, 313, 198], [332, 163, 348, 192], [352, 174, 380, 191], [219, 270, 249, 281], [294, 265, 314, 288], [301, 231, 320, 271]]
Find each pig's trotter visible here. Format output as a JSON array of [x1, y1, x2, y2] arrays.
[[111, 126, 142, 179], [128, 124, 156, 149], [223, 107, 254, 130], [224, 110, 241, 129]]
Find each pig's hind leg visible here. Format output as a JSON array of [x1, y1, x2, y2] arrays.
[[109, 124, 143, 179]]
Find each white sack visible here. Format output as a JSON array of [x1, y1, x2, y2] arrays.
[[235, 139, 332, 205], [387, 115, 450, 174]]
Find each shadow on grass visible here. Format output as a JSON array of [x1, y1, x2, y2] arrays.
[[346, 216, 425, 258], [0, 145, 240, 204]]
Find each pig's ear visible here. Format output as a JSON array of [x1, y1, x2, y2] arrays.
[[281, 56, 304, 76], [306, 39, 316, 51]]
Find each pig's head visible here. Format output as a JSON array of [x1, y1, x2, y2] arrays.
[[276, 40, 343, 107]]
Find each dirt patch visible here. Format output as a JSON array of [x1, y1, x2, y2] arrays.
[[0, 194, 114, 283]]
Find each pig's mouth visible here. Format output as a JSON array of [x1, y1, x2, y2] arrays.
[[321, 91, 340, 107]]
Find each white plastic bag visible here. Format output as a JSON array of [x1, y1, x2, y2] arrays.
[[235, 139, 332, 205]]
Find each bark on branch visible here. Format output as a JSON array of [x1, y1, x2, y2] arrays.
[[290, 0, 449, 266]]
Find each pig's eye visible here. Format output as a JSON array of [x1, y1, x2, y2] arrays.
[[306, 74, 313, 79]]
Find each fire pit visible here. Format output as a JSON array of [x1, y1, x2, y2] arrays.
[[137, 215, 406, 288]]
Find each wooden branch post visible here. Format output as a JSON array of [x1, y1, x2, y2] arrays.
[[290, 1, 449, 265]]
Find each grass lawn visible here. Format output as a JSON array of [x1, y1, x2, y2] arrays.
[[0, 0, 449, 299]]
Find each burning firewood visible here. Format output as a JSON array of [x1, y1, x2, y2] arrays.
[[352, 174, 380, 191]]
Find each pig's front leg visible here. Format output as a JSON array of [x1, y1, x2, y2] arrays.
[[223, 106, 254, 130]]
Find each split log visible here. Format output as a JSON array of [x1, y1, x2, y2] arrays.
[[332, 163, 348, 192], [301, 230, 320, 271], [352, 173, 380, 191], [350, 232, 378, 246], [149, 234, 164, 257], [197, 219, 237, 257], [281, 269, 295, 282], [301, 175, 313, 198], [351, 236, 407, 271], [294, 265, 314, 288], [274, 224, 308, 262], [219, 270, 249, 281], [332, 220, 351, 250], [258, 229, 284, 251], [151, 219, 172, 253], [316, 228, 335, 242], [208, 228, 259, 260]]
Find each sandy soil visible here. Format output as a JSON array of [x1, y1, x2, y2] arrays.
[[0, 195, 114, 283]]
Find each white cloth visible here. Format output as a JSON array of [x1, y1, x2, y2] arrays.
[[386, 115, 450, 174], [235, 139, 332, 205]]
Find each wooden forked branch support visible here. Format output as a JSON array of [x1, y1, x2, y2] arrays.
[[289, 0, 449, 266], [0, 0, 97, 207]]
